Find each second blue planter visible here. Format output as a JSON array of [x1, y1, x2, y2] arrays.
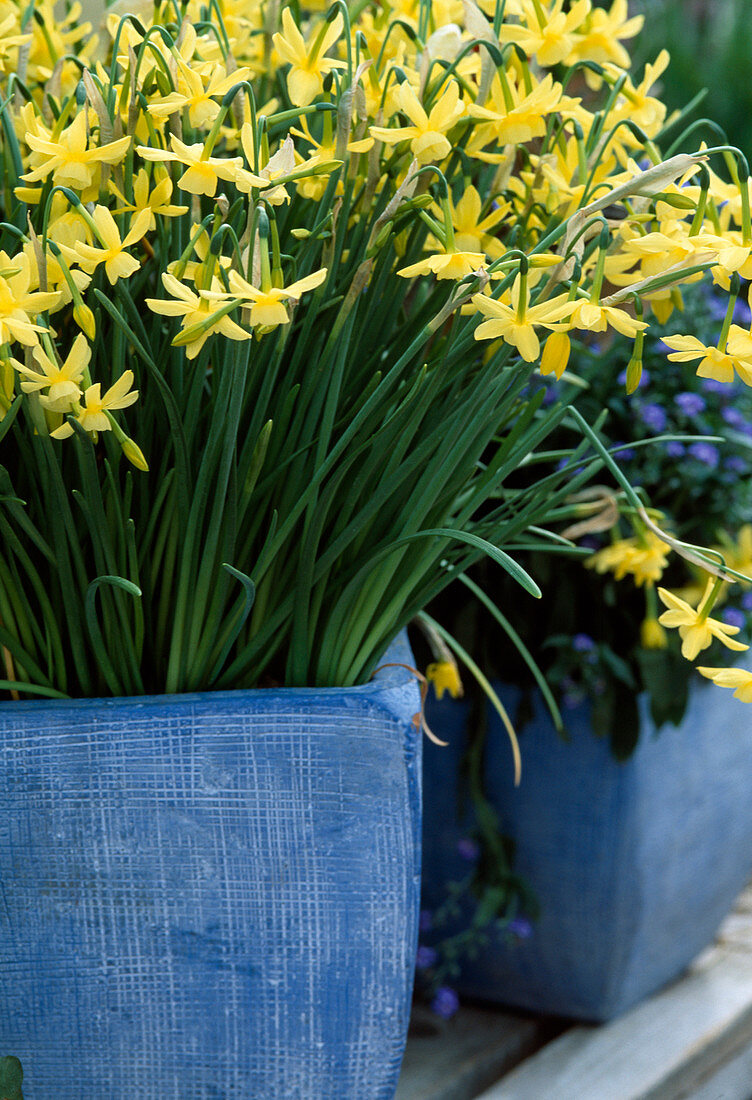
[[422, 673, 752, 1021]]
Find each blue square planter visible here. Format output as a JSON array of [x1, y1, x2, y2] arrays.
[[422, 671, 752, 1021], [0, 634, 421, 1098]]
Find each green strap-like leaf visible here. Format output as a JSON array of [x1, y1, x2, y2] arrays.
[[457, 571, 563, 733], [85, 576, 142, 697], [391, 528, 542, 598]]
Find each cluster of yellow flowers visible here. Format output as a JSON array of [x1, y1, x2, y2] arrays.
[[587, 520, 752, 701], [2, 0, 752, 696]]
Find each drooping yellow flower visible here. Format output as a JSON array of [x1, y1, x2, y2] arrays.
[[398, 248, 486, 281], [370, 79, 465, 166], [51, 371, 139, 439], [657, 580, 750, 661], [59, 207, 151, 285], [661, 333, 752, 387], [569, 298, 649, 340], [697, 666, 752, 703], [587, 530, 671, 587], [272, 8, 346, 107], [12, 333, 90, 412], [426, 661, 463, 700], [226, 268, 327, 328], [21, 111, 131, 192], [472, 273, 574, 361], [146, 274, 250, 360]]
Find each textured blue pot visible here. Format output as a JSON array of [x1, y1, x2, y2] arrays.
[[422, 672, 752, 1022], [0, 634, 421, 1098]]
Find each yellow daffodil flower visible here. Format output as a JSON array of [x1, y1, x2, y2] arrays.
[[467, 73, 577, 159], [272, 8, 346, 107], [427, 186, 509, 260], [662, 333, 752, 387], [137, 137, 256, 198], [146, 61, 253, 129], [59, 207, 151, 285], [472, 273, 574, 361], [697, 666, 752, 703], [21, 111, 131, 192], [398, 248, 486, 281], [569, 298, 649, 340], [0, 252, 59, 347], [604, 50, 670, 138], [226, 268, 327, 328], [109, 170, 188, 230], [0, 13, 31, 75], [657, 580, 750, 661], [51, 371, 139, 439], [370, 79, 465, 165], [11, 333, 90, 412], [146, 274, 250, 360], [497, 0, 591, 68], [426, 661, 463, 700], [571, 0, 644, 70]]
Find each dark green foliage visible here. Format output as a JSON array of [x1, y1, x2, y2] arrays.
[[632, 0, 752, 161], [0, 1057, 23, 1100]]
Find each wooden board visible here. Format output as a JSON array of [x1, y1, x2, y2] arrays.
[[477, 950, 752, 1100], [395, 1006, 559, 1100]]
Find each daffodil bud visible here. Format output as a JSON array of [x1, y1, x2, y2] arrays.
[[641, 617, 667, 650], [425, 24, 463, 62], [372, 220, 393, 251], [120, 435, 149, 472], [625, 353, 643, 394], [0, 355, 14, 405], [73, 302, 96, 341], [540, 331, 571, 380]]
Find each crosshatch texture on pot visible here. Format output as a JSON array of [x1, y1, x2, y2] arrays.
[[0, 641, 421, 1098]]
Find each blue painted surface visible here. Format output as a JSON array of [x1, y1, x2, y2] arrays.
[[0, 634, 421, 1098], [422, 673, 752, 1022]]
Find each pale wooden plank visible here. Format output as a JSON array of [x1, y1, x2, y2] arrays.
[[395, 1006, 558, 1100], [687, 1040, 752, 1100], [477, 951, 752, 1100]]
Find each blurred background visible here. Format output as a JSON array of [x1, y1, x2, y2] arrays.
[[628, 0, 752, 157]]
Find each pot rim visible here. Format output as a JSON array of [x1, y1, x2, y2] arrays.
[[0, 632, 417, 715]]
